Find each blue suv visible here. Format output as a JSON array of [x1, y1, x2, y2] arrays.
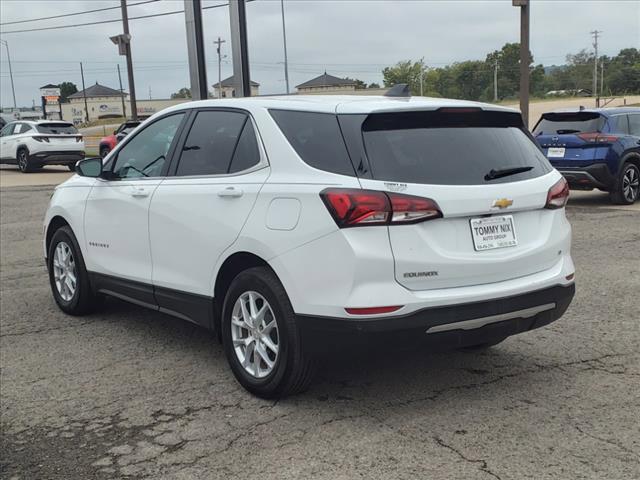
[[533, 107, 640, 204]]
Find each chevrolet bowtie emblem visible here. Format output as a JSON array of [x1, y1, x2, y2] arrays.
[[492, 198, 513, 209]]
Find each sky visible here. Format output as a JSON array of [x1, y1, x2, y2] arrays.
[[0, 0, 638, 107]]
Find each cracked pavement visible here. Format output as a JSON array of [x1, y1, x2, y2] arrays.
[[1, 185, 639, 479]]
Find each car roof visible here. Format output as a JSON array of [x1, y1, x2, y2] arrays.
[[158, 95, 519, 116], [544, 107, 640, 117]]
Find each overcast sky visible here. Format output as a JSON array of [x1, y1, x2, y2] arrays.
[[1, 0, 638, 107]]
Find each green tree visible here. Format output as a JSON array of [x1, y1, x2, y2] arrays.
[[58, 82, 78, 103], [368, 82, 381, 89], [485, 42, 533, 99], [345, 77, 368, 89], [382, 59, 428, 95], [171, 87, 192, 99]]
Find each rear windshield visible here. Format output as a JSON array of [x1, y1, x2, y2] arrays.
[[36, 123, 78, 135], [361, 110, 552, 185], [533, 112, 605, 135]]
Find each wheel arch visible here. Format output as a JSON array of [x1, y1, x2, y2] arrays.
[[213, 251, 276, 340], [45, 215, 71, 256], [622, 151, 640, 169]]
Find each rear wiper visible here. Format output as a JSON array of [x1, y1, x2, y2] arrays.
[[484, 166, 534, 181], [556, 129, 580, 134]]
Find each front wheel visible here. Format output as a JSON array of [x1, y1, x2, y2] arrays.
[[221, 267, 316, 398], [610, 162, 639, 205], [48, 226, 99, 315]]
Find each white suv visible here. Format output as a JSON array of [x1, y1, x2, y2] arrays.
[[44, 95, 575, 397], [0, 120, 85, 172]]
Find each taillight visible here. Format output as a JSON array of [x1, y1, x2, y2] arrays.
[[320, 189, 442, 228], [577, 132, 619, 143], [33, 136, 49, 143], [545, 177, 570, 209]]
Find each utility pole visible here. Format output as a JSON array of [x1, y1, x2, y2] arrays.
[[214, 37, 226, 99], [591, 30, 602, 107], [229, 0, 251, 98], [184, 0, 208, 100], [280, 0, 290, 94], [79, 62, 89, 123], [494, 60, 499, 102], [513, 0, 530, 127], [600, 61, 605, 96], [0, 40, 17, 109], [117, 64, 127, 118], [419, 58, 424, 96], [121, 0, 138, 120]]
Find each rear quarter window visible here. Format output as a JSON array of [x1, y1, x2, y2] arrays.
[[269, 110, 355, 176]]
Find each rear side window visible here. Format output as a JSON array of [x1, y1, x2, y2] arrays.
[[629, 114, 640, 136], [176, 110, 259, 176], [269, 110, 355, 176], [360, 110, 552, 185], [609, 115, 630, 134], [533, 112, 605, 135], [36, 123, 78, 134]]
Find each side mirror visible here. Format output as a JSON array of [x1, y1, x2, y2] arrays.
[[113, 130, 117, 135], [75, 157, 103, 177]]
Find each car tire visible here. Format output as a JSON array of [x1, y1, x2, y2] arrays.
[[17, 148, 35, 173], [610, 162, 640, 205], [221, 266, 316, 398], [100, 146, 110, 158], [48, 225, 99, 316]]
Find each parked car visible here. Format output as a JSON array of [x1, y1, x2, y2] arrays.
[[98, 120, 141, 158], [533, 107, 640, 204], [44, 96, 575, 397], [0, 120, 85, 173]]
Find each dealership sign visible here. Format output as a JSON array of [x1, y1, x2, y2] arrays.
[[40, 87, 61, 97]]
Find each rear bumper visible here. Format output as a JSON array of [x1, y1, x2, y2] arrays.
[[31, 150, 85, 165], [559, 163, 614, 190], [298, 284, 575, 346]]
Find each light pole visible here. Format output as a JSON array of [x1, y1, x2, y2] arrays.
[[0, 40, 17, 109], [512, 0, 530, 127], [280, 0, 290, 94]]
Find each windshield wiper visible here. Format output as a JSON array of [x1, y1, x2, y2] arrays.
[[484, 166, 534, 181]]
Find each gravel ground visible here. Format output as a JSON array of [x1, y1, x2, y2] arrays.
[[1, 185, 639, 480]]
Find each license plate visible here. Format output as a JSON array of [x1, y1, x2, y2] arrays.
[[547, 147, 565, 158], [470, 215, 517, 251]]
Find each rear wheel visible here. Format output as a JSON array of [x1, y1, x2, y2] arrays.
[[610, 162, 639, 205], [17, 148, 35, 173], [221, 267, 315, 398], [48, 226, 99, 315]]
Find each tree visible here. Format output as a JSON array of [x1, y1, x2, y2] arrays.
[[485, 43, 533, 99], [58, 82, 78, 103], [344, 77, 368, 89], [368, 82, 380, 89], [171, 87, 191, 99], [382, 60, 428, 95]]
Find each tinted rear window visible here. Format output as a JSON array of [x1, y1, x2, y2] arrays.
[[533, 112, 605, 135], [361, 110, 552, 185], [269, 110, 355, 176], [36, 123, 78, 134]]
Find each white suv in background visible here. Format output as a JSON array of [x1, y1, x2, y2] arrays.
[[0, 120, 85, 172], [44, 94, 575, 397]]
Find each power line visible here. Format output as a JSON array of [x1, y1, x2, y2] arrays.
[[0, 2, 237, 35], [0, 0, 159, 26]]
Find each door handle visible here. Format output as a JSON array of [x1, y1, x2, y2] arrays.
[[130, 186, 150, 198], [217, 187, 244, 198]]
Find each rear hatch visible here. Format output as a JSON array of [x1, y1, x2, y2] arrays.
[[36, 123, 83, 148], [532, 112, 611, 168], [339, 108, 563, 291]]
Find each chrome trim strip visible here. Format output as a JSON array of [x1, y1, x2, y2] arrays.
[[426, 303, 556, 334]]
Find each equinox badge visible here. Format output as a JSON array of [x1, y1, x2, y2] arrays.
[[492, 198, 513, 209]]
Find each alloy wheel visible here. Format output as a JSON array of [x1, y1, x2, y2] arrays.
[[18, 151, 27, 171], [622, 166, 639, 203], [53, 241, 77, 301], [231, 291, 279, 379]]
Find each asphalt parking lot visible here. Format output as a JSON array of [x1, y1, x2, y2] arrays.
[[1, 170, 639, 480]]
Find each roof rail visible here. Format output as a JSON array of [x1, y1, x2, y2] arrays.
[[385, 84, 411, 97]]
